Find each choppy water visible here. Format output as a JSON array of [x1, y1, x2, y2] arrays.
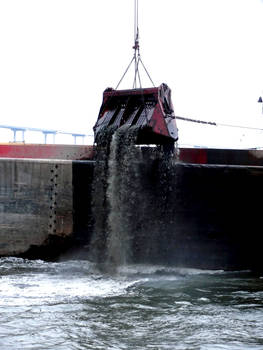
[[1, 258, 263, 350]]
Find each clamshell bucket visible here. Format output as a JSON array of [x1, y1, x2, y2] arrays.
[[93, 83, 178, 145]]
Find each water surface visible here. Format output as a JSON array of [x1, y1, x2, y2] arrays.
[[0, 258, 263, 350]]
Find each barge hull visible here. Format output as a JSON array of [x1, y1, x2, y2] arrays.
[[0, 144, 263, 270]]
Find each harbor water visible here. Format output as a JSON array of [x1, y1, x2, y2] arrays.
[[0, 257, 263, 350]]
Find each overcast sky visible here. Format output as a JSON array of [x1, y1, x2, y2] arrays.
[[0, 0, 263, 147]]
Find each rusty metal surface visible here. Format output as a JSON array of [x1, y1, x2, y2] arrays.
[[1, 143, 263, 166], [0, 144, 93, 160], [178, 148, 263, 165], [93, 84, 178, 145]]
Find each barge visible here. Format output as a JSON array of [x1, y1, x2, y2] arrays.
[[1, 142, 263, 271]]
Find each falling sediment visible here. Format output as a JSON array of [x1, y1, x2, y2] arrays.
[[106, 125, 143, 267], [90, 125, 178, 271], [88, 126, 115, 264]]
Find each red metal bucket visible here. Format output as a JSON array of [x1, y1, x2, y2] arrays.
[[93, 83, 178, 145]]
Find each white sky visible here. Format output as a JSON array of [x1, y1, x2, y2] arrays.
[[0, 0, 263, 147]]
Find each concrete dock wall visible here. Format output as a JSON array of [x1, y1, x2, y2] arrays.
[[0, 158, 73, 257]]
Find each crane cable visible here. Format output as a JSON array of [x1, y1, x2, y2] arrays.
[[133, 0, 139, 88], [176, 115, 263, 132], [116, 0, 155, 89]]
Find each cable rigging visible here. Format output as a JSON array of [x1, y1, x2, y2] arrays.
[[115, 0, 155, 89], [176, 115, 263, 132]]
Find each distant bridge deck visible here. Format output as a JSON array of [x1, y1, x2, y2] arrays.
[[0, 124, 92, 144]]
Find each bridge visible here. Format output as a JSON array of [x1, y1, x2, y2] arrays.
[[0, 125, 93, 144]]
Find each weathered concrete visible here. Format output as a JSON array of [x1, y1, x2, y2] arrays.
[[0, 158, 73, 257]]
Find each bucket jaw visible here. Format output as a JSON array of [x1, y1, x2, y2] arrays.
[[93, 83, 178, 146]]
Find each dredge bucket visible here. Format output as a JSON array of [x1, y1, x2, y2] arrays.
[[93, 83, 178, 146]]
